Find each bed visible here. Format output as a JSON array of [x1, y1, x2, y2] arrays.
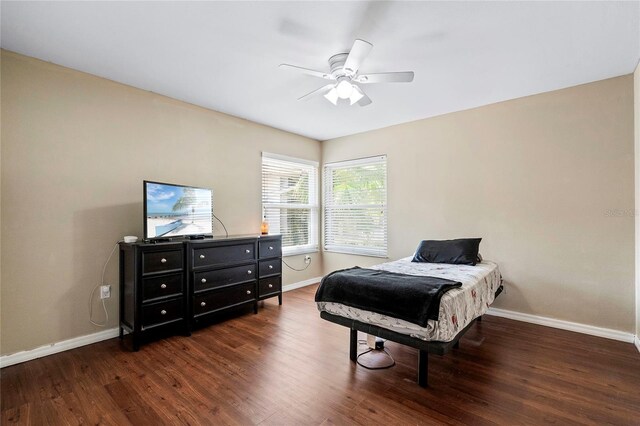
[[316, 256, 503, 387]]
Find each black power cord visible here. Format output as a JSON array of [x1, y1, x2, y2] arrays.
[[356, 340, 396, 370], [212, 212, 228, 237]]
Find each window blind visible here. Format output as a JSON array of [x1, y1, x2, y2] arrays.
[[324, 155, 387, 257], [262, 153, 319, 255]]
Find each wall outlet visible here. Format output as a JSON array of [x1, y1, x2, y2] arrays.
[[304, 255, 311, 264], [100, 285, 111, 299]]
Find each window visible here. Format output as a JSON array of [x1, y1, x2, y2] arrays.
[[262, 152, 319, 255], [324, 155, 387, 257]]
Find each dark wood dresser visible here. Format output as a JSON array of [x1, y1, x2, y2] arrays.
[[119, 234, 282, 350]]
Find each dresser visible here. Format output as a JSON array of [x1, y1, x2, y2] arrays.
[[119, 234, 282, 350]]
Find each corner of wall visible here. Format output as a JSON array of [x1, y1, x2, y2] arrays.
[[635, 61, 640, 344]]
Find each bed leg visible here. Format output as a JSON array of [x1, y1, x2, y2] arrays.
[[477, 315, 482, 322], [350, 329, 357, 362], [418, 349, 428, 387]]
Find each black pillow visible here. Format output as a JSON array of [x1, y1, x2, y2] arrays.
[[412, 238, 482, 266]]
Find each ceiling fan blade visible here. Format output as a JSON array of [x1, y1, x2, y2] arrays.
[[279, 64, 334, 80], [352, 85, 372, 107], [343, 39, 373, 75], [355, 71, 415, 84], [298, 84, 336, 101]]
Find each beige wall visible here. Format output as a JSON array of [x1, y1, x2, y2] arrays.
[[1, 48, 636, 357], [0, 51, 322, 356], [635, 62, 640, 339], [323, 76, 635, 333]]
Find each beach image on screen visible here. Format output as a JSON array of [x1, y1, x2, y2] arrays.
[[145, 182, 212, 238]]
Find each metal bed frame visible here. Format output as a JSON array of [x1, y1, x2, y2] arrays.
[[320, 285, 503, 387]]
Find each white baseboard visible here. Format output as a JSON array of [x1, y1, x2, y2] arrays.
[[1, 279, 322, 369], [3, 288, 634, 368], [487, 307, 635, 343], [0, 328, 120, 369], [283, 276, 322, 293]]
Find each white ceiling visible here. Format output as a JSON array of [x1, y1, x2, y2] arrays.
[[2, 1, 639, 141]]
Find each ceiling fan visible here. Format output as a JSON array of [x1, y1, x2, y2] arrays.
[[280, 39, 414, 107]]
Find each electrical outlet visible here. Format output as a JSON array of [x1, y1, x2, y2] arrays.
[[100, 285, 111, 299], [304, 255, 311, 264]]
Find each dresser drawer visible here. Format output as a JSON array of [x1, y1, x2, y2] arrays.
[[194, 283, 255, 316], [258, 239, 281, 259], [193, 243, 255, 268], [142, 249, 183, 274], [194, 264, 255, 292], [259, 259, 281, 277], [142, 273, 183, 302], [142, 298, 183, 329], [259, 277, 281, 297]]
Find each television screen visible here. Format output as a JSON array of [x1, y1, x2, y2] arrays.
[[144, 181, 213, 239]]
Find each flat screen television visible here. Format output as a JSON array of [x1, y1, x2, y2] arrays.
[[144, 180, 213, 240]]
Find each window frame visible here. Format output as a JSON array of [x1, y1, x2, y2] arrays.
[[261, 152, 319, 257], [323, 155, 388, 258]]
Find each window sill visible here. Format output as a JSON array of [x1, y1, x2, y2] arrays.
[[323, 248, 388, 258], [283, 248, 319, 258]]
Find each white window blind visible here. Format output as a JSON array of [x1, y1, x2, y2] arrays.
[[262, 152, 319, 255], [324, 155, 387, 257]]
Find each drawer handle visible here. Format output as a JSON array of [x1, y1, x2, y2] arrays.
[[199, 254, 205, 259], [269, 246, 273, 250], [247, 270, 252, 275], [160, 310, 167, 315], [160, 283, 167, 289], [268, 265, 273, 269], [245, 249, 251, 254], [268, 284, 273, 288], [201, 278, 207, 283], [246, 290, 252, 295], [200, 302, 206, 307], [160, 258, 167, 263]]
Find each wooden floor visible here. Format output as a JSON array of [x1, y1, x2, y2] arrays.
[[2, 285, 640, 425]]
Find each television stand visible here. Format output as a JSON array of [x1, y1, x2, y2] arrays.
[[119, 234, 282, 351]]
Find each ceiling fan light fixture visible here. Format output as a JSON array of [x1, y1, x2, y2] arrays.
[[324, 87, 339, 105], [336, 80, 354, 99], [281, 38, 414, 108], [349, 87, 364, 105]]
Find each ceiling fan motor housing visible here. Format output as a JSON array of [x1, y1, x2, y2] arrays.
[[329, 53, 351, 78]]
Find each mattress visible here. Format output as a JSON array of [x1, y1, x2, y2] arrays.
[[316, 257, 502, 342]]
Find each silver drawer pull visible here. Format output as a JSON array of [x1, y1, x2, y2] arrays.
[[201, 278, 207, 283], [199, 254, 205, 259], [246, 290, 252, 295], [200, 302, 206, 307], [160, 283, 167, 289], [268, 284, 273, 288], [268, 265, 273, 269], [245, 249, 251, 254], [160, 310, 167, 315], [269, 246, 273, 250], [160, 258, 167, 263], [247, 270, 252, 275]]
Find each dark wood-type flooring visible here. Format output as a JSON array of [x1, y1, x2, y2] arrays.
[[2, 285, 639, 425]]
